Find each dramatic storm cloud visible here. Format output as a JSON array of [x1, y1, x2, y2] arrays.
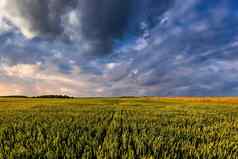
[[0, 0, 238, 96], [0, 0, 173, 55]]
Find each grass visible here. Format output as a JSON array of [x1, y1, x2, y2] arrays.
[[0, 97, 237, 158]]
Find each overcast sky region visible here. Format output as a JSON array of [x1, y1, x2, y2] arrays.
[[0, 0, 238, 96]]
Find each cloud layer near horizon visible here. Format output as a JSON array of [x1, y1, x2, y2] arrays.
[[0, 0, 238, 96]]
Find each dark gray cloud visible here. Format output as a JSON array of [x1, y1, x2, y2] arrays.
[[1, 0, 78, 37], [1, 0, 174, 55], [100, 0, 238, 96]]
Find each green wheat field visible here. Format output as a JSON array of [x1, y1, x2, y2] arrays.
[[0, 97, 238, 158]]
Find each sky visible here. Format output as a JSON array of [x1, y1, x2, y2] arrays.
[[0, 0, 238, 96]]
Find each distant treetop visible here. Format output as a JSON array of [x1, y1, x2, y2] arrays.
[[33, 95, 74, 99]]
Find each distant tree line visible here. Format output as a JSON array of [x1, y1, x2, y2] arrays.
[[0, 95, 74, 99], [33, 95, 74, 99], [0, 96, 29, 98]]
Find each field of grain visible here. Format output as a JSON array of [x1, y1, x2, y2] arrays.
[[0, 97, 238, 158]]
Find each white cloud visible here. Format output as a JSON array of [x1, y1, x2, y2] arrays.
[[0, 83, 24, 95], [0, 17, 12, 33], [134, 38, 148, 51], [105, 63, 119, 70], [2, 64, 40, 78], [0, 62, 105, 96]]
